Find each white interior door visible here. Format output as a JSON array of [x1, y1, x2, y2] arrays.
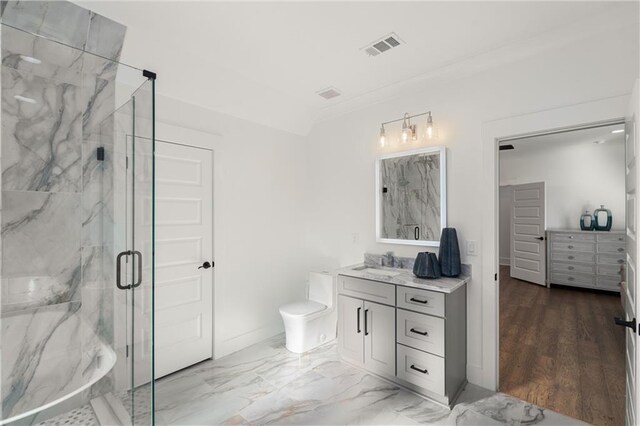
[[623, 81, 639, 426], [155, 140, 213, 378], [510, 182, 546, 285]]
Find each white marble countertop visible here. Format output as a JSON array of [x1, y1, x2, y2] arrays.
[[335, 263, 469, 294]]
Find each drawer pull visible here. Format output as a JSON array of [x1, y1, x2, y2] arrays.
[[410, 328, 429, 336], [568, 277, 575, 281], [410, 365, 429, 374], [568, 266, 574, 270], [618, 259, 625, 264], [568, 245, 574, 249], [409, 297, 428, 304], [568, 256, 574, 260], [618, 248, 624, 252], [568, 236, 574, 239]]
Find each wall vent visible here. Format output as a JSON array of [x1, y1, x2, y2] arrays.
[[499, 144, 515, 151], [316, 87, 342, 100], [361, 32, 403, 57]]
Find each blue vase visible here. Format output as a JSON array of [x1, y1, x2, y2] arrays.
[[413, 252, 441, 279], [439, 227, 461, 277], [594, 205, 612, 231], [580, 210, 594, 231]]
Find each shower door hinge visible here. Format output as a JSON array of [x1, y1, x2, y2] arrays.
[[126, 156, 129, 169], [126, 345, 129, 358]]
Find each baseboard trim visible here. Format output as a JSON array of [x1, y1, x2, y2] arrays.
[[499, 257, 510, 266], [215, 322, 283, 359]]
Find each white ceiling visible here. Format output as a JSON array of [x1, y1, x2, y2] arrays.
[[500, 123, 626, 152], [77, 1, 639, 135]]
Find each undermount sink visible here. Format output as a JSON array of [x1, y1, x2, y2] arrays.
[[352, 266, 403, 277]]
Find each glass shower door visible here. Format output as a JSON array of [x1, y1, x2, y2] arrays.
[[115, 75, 155, 425]]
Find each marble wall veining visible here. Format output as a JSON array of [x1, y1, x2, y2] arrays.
[[380, 151, 441, 242], [0, 1, 127, 422]]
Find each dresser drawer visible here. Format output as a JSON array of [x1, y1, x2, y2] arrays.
[[596, 243, 625, 254], [337, 275, 395, 306], [550, 232, 595, 242], [597, 253, 626, 266], [551, 262, 595, 274], [550, 251, 595, 264], [596, 234, 625, 243], [597, 275, 621, 289], [550, 272, 595, 287], [598, 264, 623, 276], [396, 344, 445, 396], [551, 242, 595, 253], [397, 286, 445, 317], [397, 308, 445, 357]]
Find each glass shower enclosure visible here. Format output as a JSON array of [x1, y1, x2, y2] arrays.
[[0, 13, 156, 426]]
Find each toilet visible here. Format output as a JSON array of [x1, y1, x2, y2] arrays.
[[279, 272, 337, 353]]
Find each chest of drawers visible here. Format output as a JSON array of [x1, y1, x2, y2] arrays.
[[546, 229, 625, 292]]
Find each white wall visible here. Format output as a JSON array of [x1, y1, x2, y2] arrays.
[[155, 96, 308, 358], [499, 140, 626, 263], [498, 186, 513, 265], [303, 24, 638, 387]]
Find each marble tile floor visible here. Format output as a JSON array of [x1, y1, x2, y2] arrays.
[[41, 334, 588, 425]]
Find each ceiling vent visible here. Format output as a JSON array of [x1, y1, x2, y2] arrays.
[[499, 144, 515, 151], [362, 32, 403, 57], [316, 87, 342, 100]]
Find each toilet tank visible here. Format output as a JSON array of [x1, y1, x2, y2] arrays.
[[308, 272, 334, 307]]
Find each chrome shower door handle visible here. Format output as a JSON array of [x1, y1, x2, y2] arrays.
[[116, 250, 131, 290], [132, 250, 142, 288]]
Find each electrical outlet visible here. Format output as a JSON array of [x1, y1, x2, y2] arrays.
[[466, 240, 478, 256]]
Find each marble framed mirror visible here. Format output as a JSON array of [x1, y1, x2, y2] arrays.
[[376, 146, 447, 246]]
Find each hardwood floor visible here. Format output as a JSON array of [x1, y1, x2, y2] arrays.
[[499, 265, 626, 426]]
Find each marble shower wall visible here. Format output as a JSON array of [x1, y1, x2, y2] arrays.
[[0, 0, 126, 419], [380, 152, 442, 241]]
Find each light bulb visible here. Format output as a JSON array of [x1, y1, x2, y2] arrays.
[[401, 113, 410, 144], [426, 112, 433, 139], [379, 125, 386, 147], [401, 128, 409, 143]]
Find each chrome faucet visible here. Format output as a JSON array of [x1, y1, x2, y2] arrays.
[[383, 251, 395, 267]]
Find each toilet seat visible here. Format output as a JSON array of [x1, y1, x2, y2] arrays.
[[279, 300, 326, 317]]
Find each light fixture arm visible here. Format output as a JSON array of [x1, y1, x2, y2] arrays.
[[381, 111, 432, 127]]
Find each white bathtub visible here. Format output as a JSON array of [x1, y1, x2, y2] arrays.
[[1, 302, 116, 425]]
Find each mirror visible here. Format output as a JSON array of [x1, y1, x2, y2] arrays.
[[376, 146, 447, 246]]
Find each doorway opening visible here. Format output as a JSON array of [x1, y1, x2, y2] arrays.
[[498, 121, 626, 425]]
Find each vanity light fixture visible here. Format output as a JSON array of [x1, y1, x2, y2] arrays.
[[611, 129, 624, 134], [379, 124, 386, 147], [379, 110, 434, 146]]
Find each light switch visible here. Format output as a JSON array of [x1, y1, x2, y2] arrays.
[[466, 240, 478, 256]]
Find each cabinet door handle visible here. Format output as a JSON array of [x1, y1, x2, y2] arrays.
[[410, 328, 428, 336], [409, 297, 428, 304], [364, 309, 369, 336], [357, 307, 361, 333], [410, 365, 429, 374]]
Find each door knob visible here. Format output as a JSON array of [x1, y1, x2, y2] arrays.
[[535, 236, 545, 241], [198, 261, 213, 270], [614, 317, 636, 332]]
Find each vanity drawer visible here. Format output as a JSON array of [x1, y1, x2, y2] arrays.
[[397, 309, 445, 357], [550, 272, 595, 287], [597, 275, 621, 289], [597, 234, 625, 243], [550, 233, 595, 242], [550, 262, 595, 274], [551, 242, 595, 253], [396, 344, 445, 396], [596, 243, 625, 254], [550, 251, 595, 264], [337, 275, 395, 306], [397, 287, 445, 317], [598, 264, 623, 276], [597, 254, 626, 266]]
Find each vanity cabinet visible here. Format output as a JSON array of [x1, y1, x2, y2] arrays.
[[337, 295, 396, 377], [547, 229, 625, 292], [336, 272, 467, 406]]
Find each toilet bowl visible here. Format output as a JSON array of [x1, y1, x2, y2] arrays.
[[279, 272, 337, 353]]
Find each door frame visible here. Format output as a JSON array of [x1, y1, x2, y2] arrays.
[[155, 122, 220, 360], [479, 94, 629, 390]]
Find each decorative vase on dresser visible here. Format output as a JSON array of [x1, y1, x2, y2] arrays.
[[546, 229, 625, 292]]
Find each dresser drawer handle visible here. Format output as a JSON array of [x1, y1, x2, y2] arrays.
[[568, 256, 575, 260], [568, 277, 575, 281], [568, 245, 574, 249], [568, 266, 574, 270], [410, 365, 429, 374], [618, 248, 624, 252], [618, 259, 625, 264], [568, 236, 574, 239], [409, 297, 428, 304], [410, 328, 429, 336]]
